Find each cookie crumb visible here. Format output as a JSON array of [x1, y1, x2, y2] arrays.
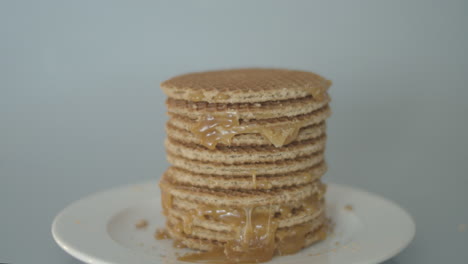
[[155, 228, 171, 240], [459, 224, 466, 232], [344, 204, 354, 211], [135, 219, 148, 229], [335, 241, 340, 246]]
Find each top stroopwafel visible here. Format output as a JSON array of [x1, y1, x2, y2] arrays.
[[161, 68, 332, 103]]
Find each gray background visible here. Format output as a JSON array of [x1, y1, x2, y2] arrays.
[[1, 0, 467, 263]]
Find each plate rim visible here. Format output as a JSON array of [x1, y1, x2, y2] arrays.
[[327, 183, 416, 264]]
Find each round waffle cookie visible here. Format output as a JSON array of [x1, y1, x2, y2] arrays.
[[166, 151, 325, 176], [165, 135, 327, 164], [161, 68, 332, 103], [158, 68, 332, 262], [163, 162, 327, 190], [160, 176, 326, 207]]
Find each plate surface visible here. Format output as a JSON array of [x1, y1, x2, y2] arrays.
[[52, 181, 415, 264]]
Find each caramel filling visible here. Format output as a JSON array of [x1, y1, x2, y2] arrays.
[[178, 224, 327, 264], [213, 93, 231, 100], [188, 92, 206, 102], [190, 112, 306, 149], [187, 85, 330, 103], [173, 239, 188, 248], [188, 92, 231, 102], [168, 194, 324, 263], [161, 189, 173, 216]]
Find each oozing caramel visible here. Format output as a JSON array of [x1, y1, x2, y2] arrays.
[[169, 195, 324, 263], [224, 206, 278, 263], [177, 205, 278, 263], [250, 170, 257, 189], [190, 112, 307, 149], [189, 113, 241, 150]]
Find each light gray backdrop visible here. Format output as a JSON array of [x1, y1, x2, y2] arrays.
[[1, 1, 467, 263]]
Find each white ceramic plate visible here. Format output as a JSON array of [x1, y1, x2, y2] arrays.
[[52, 181, 415, 264]]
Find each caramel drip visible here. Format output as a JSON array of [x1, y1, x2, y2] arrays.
[[254, 181, 272, 189], [175, 195, 323, 263], [173, 218, 184, 234], [316, 182, 327, 200], [224, 205, 278, 263], [251, 171, 257, 189], [182, 214, 195, 234], [260, 124, 302, 148], [317, 225, 328, 240], [190, 113, 307, 149], [189, 113, 241, 150], [198, 206, 243, 223], [178, 224, 327, 263], [301, 172, 314, 183], [161, 189, 173, 216]]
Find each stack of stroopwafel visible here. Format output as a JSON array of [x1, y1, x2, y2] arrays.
[[159, 68, 332, 263]]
